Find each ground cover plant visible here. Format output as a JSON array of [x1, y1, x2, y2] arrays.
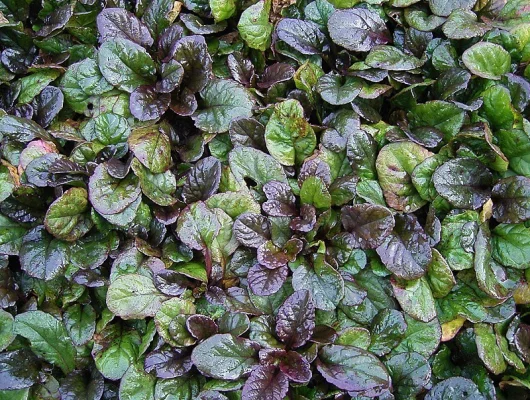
[[1, 0, 530, 398]]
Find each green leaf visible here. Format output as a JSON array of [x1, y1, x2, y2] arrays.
[[292, 254, 344, 311], [175, 262, 208, 283], [154, 375, 203, 400], [128, 125, 172, 173], [366, 45, 424, 70], [474, 224, 515, 300], [426, 249, 456, 298], [97, 38, 156, 93], [392, 277, 437, 323], [408, 100, 465, 142], [376, 141, 432, 212], [19, 226, 69, 281], [210, 0, 236, 22], [462, 42, 511, 80], [264, 99, 316, 166], [496, 125, 530, 177], [142, 0, 177, 39], [229, 147, 288, 189], [131, 158, 176, 206], [305, 0, 335, 30], [237, 0, 272, 51], [193, 79, 254, 134], [0, 164, 15, 203], [474, 323, 507, 375], [385, 352, 431, 399], [44, 187, 92, 241], [336, 327, 371, 348], [404, 8, 446, 31], [191, 333, 258, 380], [63, 304, 96, 347], [92, 324, 141, 380], [316, 73, 362, 105], [492, 223, 530, 268], [393, 315, 441, 357], [425, 377, 484, 400], [299, 176, 331, 210], [412, 155, 446, 202], [442, 9, 489, 39], [14, 311, 75, 374], [107, 274, 169, 319], [0, 214, 27, 255], [176, 201, 221, 251], [429, 0, 475, 17], [368, 309, 407, 356], [16, 70, 60, 105], [92, 112, 130, 145], [481, 85, 515, 130], [0, 115, 51, 143], [60, 59, 114, 114], [119, 362, 156, 400], [154, 297, 196, 347], [89, 162, 141, 216], [437, 210, 479, 271], [346, 128, 378, 180], [206, 191, 261, 219], [0, 309, 14, 352]]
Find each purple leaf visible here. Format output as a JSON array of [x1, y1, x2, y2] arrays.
[[290, 204, 316, 232], [186, 315, 218, 340], [275, 290, 315, 348], [262, 181, 296, 217], [341, 204, 395, 249], [257, 63, 295, 89], [317, 345, 391, 396], [257, 238, 303, 269], [144, 348, 192, 378], [279, 350, 312, 383], [241, 365, 289, 400], [97, 8, 153, 47], [233, 213, 271, 248], [248, 264, 288, 296], [376, 214, 432, 280], [130, 85, 170, 121]]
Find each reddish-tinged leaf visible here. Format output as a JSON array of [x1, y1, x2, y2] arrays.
[[275, 290, 315, 348]]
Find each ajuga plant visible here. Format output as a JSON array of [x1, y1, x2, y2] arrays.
[[1, 0, 530, 399]]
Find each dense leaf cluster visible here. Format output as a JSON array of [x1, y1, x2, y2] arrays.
[[1, 0, 530, 399]]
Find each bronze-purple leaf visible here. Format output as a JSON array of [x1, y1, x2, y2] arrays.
[[257, 238, 303, 269], [241, 365, 289, 400], [290, 204, 316, 232], [248, 264, 288, 296], [182, 157, 222, 204], [186, 314, 219, 340], [262, 181, 296, 217], [341, 204, 395, 249], [278, 350, 312, 383], [257, 63, 295, 89], [275, 289, 315, 349], [144, 348, 192, 379], [97, 8, 154, 47], [233, 213, 271, 248], [376, 214, 432, 280]]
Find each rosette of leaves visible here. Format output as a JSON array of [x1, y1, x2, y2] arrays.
[[1, 0, 530, 399]]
